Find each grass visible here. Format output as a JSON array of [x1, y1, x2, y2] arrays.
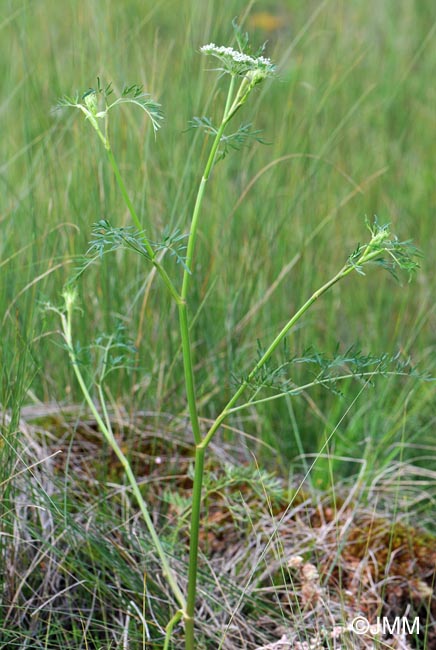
[[2, 406, 435, 648], [1, 0, 436, 648]]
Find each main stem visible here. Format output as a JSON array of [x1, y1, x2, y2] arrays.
[[183, 445, 205, 649], [181, 77, 236, 649]]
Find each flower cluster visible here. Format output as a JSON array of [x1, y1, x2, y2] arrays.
[[200, 43, 275, 78]]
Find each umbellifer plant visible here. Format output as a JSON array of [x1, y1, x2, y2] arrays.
[[49, 23, 420, 650]]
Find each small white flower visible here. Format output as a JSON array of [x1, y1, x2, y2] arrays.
[[200, 42, 275, 77]]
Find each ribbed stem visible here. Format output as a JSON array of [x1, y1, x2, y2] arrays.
[[184, 445, 205, 649], [179, 302, 202, 445], [181, 77, 236, 650]]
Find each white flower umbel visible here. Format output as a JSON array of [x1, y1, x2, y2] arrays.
[[200, 42, 275, 123], [200, 43, 275, 78]]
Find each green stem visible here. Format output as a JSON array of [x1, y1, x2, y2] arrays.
[[105, 146, 182, 304], [199, 243, 383, 450], [184, 445, 205, 649], [105, 147, 147, 236], [178, 303, 202, 445], [199, 265, 348, 448], [61, 305, 186, 612], [181, 77, 236, 650], [181, 75, 236, 300], [178, 76, 236, 445], [80, 108, 182, 301], [164, 609, 183, 650], [224, 75, 251, 124], [227, 370, 411, 413]]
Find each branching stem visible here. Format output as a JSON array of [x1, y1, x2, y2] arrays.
[[105, 146, 182, 304], [60, 300, 186, 613], [199, 241, 391, 449]]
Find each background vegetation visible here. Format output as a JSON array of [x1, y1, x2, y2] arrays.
[[1, 1, 435, 648]]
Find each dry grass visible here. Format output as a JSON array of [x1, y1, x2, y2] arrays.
[[1, 404, 435, 649]]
